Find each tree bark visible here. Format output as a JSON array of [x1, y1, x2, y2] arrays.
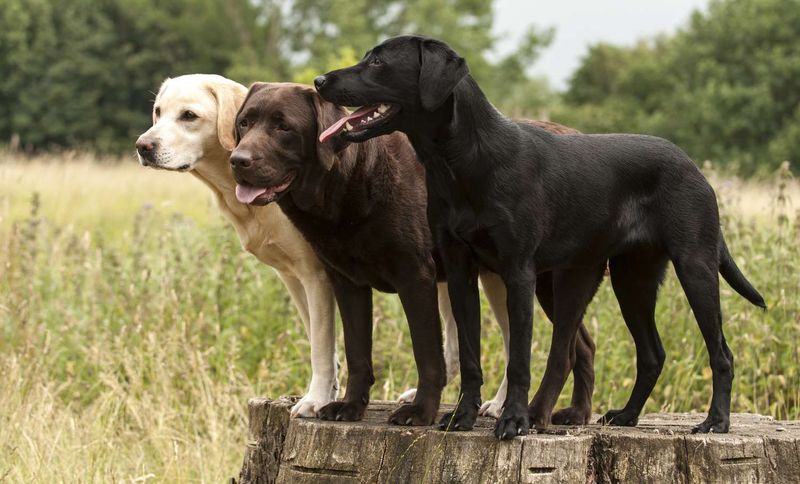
[[237, 398, 800, 483]]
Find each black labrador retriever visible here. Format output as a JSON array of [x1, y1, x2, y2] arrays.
[[228, 82, 599, 428], [315, 35, 766, 439]]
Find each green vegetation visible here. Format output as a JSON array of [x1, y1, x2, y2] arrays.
[[0, 0, 553, 153], [555, 0, 800, 173], [1, 156, 798, 481], [1, 0, 798, 480], [4, 0, 796, 173]]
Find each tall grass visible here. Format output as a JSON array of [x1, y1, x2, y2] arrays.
[[0, 154, 798, 482]]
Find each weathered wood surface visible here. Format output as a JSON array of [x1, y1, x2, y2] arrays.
[[237, 397, 800, 483]]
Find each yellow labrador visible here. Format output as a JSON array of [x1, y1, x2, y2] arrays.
[[135, 74, 513, 418]]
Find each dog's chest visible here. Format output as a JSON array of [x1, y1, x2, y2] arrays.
[[315, 238, 398, 292], [239, 228, 293, 272], [289, 215, 400, 292], [441, 208, 506, 271]]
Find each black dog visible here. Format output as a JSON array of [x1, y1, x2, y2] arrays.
[[315, 35, 766, 439]]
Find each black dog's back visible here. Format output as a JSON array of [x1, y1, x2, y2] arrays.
[[511, 127, 716, 269]]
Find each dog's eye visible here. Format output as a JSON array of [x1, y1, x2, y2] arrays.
[[239, 119, 248, 129], [154, 107, 161, 118], [369, 57, 383, 67], [276, 122, 291, 131], [180, 110, 198, 121]]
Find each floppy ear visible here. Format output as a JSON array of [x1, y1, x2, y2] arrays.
[[307, 90, 348, 171], [207, 81, 249, 151], [418, 39, 469, 111], [232, 82, 271, 146], [153, 77, 171, 124]]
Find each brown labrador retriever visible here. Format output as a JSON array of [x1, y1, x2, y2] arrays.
[[229, 82, 598, 426]]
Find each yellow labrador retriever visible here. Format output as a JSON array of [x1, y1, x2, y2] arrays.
[[135, 74, 337, 417], [134, 74, 514, 418]]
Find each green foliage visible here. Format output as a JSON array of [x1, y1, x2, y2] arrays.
[[0, 0, 255, 152], [0, 0, 553, 153], [559, 0, 800, 173]]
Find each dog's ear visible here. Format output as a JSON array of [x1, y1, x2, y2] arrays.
[[307, 89, 348, 170], [153, 77, 171, 124], [232, 82, 270, 145], [418, 39, 469, 111], [207, 80, 248, 151]]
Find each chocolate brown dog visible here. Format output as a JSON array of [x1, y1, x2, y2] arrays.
[[229, 82, 601, 426]]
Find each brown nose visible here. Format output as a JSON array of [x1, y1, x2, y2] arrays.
[[230, 150, 253, 169], [136, 137, 157, 156]]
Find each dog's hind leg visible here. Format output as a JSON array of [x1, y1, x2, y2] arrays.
[[477, 272, 510, 418], [598, 250, 668, 426], [543, 272, 598, 426], [674, 255, 733, 433], [528, 265, 605, 430]]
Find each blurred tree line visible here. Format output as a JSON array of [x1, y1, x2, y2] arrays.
[[0, 0, 553, 153], [554, 0, 800, 173], [0, 0, 797, 173]]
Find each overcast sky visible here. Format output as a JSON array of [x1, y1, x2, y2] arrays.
[[492, 0, 710, 90]]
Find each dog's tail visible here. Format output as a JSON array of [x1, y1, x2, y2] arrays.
[[718, 233, 767, 309]]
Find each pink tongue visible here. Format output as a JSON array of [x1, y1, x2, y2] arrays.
[[235, 184, 269, 204], [318, 105, 378, 143]]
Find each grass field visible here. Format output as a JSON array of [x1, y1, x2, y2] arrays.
[[1, 153, 799, 482]]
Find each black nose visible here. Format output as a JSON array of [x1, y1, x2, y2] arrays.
[[136, 138, 156, 157], [230, 151, 252, 169], [313, 75, 327, 91]]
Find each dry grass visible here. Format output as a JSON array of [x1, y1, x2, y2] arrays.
[[0, 152, 214, 237], [1, 152, 798, 482]]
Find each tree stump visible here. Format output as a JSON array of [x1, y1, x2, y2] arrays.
[[237, 397, 800, 483]]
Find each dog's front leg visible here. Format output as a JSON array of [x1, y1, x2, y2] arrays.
[[316, 269, 373, 422], [389, 269, 445, 426], [291, 271, 339, 418], [437, 239, 483, 432], [495, 270, 535, 439], [397, 281, 459, 405]]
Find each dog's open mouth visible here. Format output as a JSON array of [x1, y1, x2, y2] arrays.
[[319, 103, 399, 143], [235, 172, 295, 205]]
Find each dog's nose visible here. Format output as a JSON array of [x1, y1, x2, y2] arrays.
[[230, 151, 252, 169], [136, 137, 157, 157], [313, 75, 327, 91]]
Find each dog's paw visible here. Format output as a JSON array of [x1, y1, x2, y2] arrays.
[[691, 415, 730, 434], [478, 398, 504, 418], [388, 402, 437, 426], [551, 405, 591, 425], [494, 404, 529, 440], [317, 400, 366, 422], [438, 404, 479, 432], [397, 388, 417, 404], [290, 394, 333, 418], [597, 408, 639, 427]]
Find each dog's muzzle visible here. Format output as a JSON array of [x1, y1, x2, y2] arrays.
[[136, 137, 158, 164]]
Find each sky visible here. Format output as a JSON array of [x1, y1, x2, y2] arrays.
[[492, 0, 710, 90]]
